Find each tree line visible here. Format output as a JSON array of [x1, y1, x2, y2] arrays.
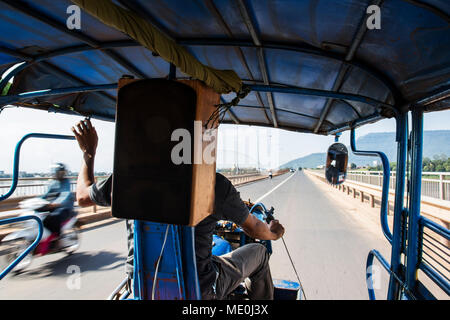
[[350, 154, 450, 172]]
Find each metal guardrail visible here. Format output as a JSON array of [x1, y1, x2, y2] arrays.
[[306, 169, 450, 227], [0, 176, 109, 200], [0, 173, 281, 205], [346, 171, 450, 201], [224, 173, 264, 185]]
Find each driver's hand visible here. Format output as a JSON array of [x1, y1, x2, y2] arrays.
[[72, 119, 98, 159], [269, 219, 285, 239]]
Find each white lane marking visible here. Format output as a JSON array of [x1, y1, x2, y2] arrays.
[[254, 171, 297, 203]]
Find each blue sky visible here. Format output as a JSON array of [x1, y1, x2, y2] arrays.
[[0, 107, 448, 173]]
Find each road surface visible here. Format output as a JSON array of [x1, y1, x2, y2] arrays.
[[0, 171, 393, 299]]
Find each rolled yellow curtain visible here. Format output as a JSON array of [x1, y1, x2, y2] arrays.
[[71, 0, 242, 94]]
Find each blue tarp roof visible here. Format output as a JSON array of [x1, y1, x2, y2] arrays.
[[0, 0, 449, 134]]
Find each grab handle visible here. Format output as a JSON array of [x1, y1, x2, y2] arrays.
[[0, 133, 75, 202], [350, 129, 392, 243]]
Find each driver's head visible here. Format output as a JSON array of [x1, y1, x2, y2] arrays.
[[50, 163, 67, 180]]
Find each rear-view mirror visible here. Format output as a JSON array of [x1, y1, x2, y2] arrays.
[[325, 143, 348, 185]]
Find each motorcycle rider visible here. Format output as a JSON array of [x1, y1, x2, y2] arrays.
[[39, 163, 75, 252]]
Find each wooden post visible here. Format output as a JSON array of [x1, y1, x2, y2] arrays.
[[361, 191, 364, 202], [370, 194, 375, 207], [353, 188, 356, 198]]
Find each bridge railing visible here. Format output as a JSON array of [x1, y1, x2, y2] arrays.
[[0, 176, 109, 200], [346, 171, 450, 201], [305, 170, 450, 226]]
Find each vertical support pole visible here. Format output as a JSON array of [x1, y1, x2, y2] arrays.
[[405, 107, 424, 298], [351, 128, 392, 242], [387, 111, 408, 300], [168, 63, 176, 80], [439, 174, 444, 200]]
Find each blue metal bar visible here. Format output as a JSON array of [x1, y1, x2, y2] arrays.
[[413, 86, 450, 108], [202, 0, 270, 124], [0, 40, 134, 91], [0, 38, 401, 108], [178, 38, 401, 101], [133, 220, 144, 299], [327, 114, 384, 135], [0, 133, 76, 202], [0, 84, 118, 106], [171, 225, 186, 299], [0, 46, 32, 61], [366, 249, 391, 300], [0, 215, 43, 280], [418, 216, 450, 295], [180, 226, 201, 300], [350, 128, 392, 243], [249, 84, 393, 109], [420, 216, 450, 240], [387, 112, 408, 300], [419, 261, 450, 296], [313, 0, 383, 133], [405, 107, 424, 294], [236, 0, 278, 127], [0, 0, 146, 79]]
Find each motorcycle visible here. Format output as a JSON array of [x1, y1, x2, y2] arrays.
[[0, 197, 80, 273]]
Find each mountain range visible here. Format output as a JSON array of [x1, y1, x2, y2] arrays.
[[280, 130, 450, 169]]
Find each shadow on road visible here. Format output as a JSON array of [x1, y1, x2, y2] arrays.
[[15, 250, 125, 278]]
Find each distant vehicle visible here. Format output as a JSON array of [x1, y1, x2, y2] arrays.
[[290, 168, 295, 172]]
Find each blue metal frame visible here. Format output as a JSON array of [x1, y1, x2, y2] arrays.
[[404, 107, 423, 298], [387, 112, 409, 300], [0, 133, 76, 202], [0, 215, 43, 280], [133, 221, 200, 300], [418, 216, 450, 296], [0, 84, 118, 106], [249, 84, 393, 109], [366, 249, 391, 300], [350, 128, 392, 243]]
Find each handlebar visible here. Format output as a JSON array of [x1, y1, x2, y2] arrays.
[[249, 202, 275, 224]]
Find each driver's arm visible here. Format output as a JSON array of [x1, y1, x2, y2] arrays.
[[241, 214, 285, 241], [72, 119, 98, 207]]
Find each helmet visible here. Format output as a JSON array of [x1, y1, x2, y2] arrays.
[[50, 163, 67, 179]]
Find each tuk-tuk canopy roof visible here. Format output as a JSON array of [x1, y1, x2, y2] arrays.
[[0, 0, 449, 135]]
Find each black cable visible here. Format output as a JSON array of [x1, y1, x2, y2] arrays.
[[280, 236, 308, 300]]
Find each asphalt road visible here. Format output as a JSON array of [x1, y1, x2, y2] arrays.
[[0, 171, 392, 300]]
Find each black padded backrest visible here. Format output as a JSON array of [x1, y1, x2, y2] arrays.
[[112, 79, 197, 225]]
